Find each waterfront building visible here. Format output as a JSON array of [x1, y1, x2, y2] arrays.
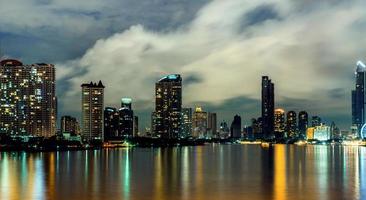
[[352, 61, 366, 137], [207, 112, 217, 138], [118, 98, 134, 138], [61, 116, 80, 135], [133, 116, 139, 137], [219, 121, 230, 139], [313, 124, 331, 141], [81, 81, 104, 142], [104, 107, 120, 141], [286, 111, 297, 138], [274, 108, 285, 139], [262, 76, 275, 138], [230, 115, 242, 138], [0, 59, 57, 137], [181, 108, 193, 138], [298, 111, 308, 139], [311, 116, 322, 127], [155, 74, 182, 139], [192, 107, 207, 138]]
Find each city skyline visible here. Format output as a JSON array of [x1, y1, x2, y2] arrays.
[[2, 0, 366, 129]]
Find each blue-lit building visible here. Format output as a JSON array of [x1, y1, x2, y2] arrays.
[[352, 61, 366, 138], [118, 98, 134, 138], [155, 74, 182, 139]]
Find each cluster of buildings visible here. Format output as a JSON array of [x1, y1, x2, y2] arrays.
[[0, 58, 365, 144]]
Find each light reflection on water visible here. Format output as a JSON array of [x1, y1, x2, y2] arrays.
[[0, 144, 365, 200]]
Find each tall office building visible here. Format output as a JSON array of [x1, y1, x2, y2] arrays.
[[311, 116, 322, 127], [61, 116, 80, 135], [0, 59, 57, 137], [81, 81, 104, 142], [261, 76, 275, 138], [274, 108, 285, 139], [155, 74, 182, 139], [119, 98, 134, 138], [298, 111, 308, 139], [181, 108, 193, 138], [192, 107, 207, 138], [104, 107, 119, 141], [133, 116, 139, 137], [352, 61, 366, 137], [230, 115, 242, 138], [207, 112, 217, 138], [219, 121, 230, 139], [286, 111, 297, 138]]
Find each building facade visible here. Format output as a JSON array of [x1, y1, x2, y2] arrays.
[[0, 59, 57, 137], [352, 61, 366, 137], [207, 112, 217, 138], [181, 108, 193, 138], [192, 107, 207, 138], [298, 111, 308, 139], [155, 74, 182, 139], [61, 116, 79, 135], [104, 107, 120, 141], [262, 76, 275, 138], [286, 111, 297, 138], [81, 81, 104, 142], [274, 108, 285, 139], [230, 115, 242, 139]]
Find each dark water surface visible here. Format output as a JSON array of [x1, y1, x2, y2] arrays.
[[0, 144, 365, 200]]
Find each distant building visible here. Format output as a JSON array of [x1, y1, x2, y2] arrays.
[[286, 111, 297, 138], [313, 124, 331, 141], [274, 108, 285, 139], [298, 111, 308, 139], [181, 108, 193, 138], [61, 116, 80, 135], [118, 98, 134, 138], [155, 74, 182, 139], [252, 117, 263, 139], [207, 112, 217, 138], [311, 116, 322, 127], [306, 127, 315, 140], [262, 76, 275, 138], [104, 107, 120, 141], [219, 121, 230, 139], [81, 81, 104, 142], [0, 59, 57, 137], [133, 116, 139, 137], [192, 107, 207, 138], [352, 61, 366, 137], [230, 115, 242, 138]]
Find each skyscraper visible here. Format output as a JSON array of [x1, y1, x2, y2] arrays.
[[207, 112, 217, 138], [133, 116, 139, 137], [81, 81, 104, 142], [119, 98, 134, 138], [192, 107, 207, 138], [311, 116, 322, 127], [261, 76, 275, 139], [104, 107, 119, 141], [230, 115, 242, 138], [274, 108, 285, 139], [298, 111, 308, 139], [286, 111, 297, 138], [155, 74, 182, 139], [0, 59, 57, 137], [181, 108, 193, 138], [61, 116, 80, 135], [352, 61, 366, 137]]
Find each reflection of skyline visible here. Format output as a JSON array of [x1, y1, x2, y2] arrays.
[[0, 145, 366, 199]]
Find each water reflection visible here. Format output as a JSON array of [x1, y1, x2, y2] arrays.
[[0, 145, 365, 200]]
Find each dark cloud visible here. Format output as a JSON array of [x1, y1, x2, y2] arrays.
[[243, 4, 281, 27], [184, 74, 204, 86]]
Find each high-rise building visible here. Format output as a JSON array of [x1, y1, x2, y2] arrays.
[[133, 116, 139, 137], [219, 121, 230, 139], [207, 112, 217, 138], [151, 111, 157, 137], [81, 81, 104, 142], [298, 111, 308, 139], [104, 107, 120, 141], [155, 74, 182, 139], [230, 115, 242, 138], [286, 111, 297, 138], [252, 117, 263, 139], [181, 108, 192, 138], [118, 98, 134, 138], [192, 107, 207, 138], [352, 61, 366, 137], [274, 108, 285, 139], [262, 76, 275, 138], [61, 116, 80, 135], [311, 116, 322, 127], [0, 59, 57, 137]]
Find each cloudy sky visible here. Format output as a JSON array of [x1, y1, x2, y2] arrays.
[[1, 0, 366, 130]]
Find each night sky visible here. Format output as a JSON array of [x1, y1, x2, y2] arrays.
[[1, 0, 366, 130]]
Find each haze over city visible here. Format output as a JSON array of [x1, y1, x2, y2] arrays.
[[2, 0, 366, 129]]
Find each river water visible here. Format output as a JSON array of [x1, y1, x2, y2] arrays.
[[0, 144, 365, 200]]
